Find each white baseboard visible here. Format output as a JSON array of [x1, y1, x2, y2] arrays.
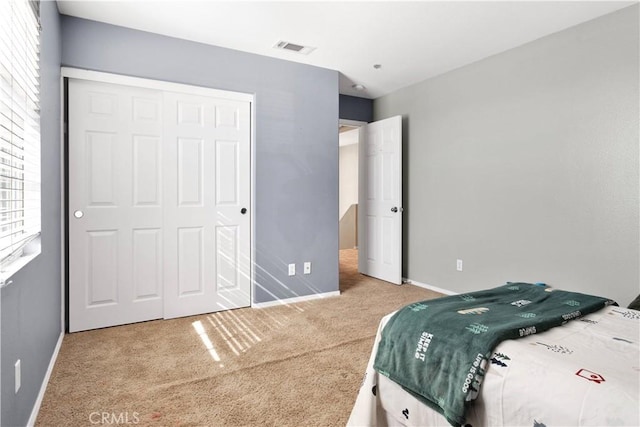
[[403, 278, 458, 296], [253, 290, 341, 308], [27, 331, 64, 427]]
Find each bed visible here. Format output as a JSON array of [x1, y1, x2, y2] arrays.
[[348, 283, 640, 427]]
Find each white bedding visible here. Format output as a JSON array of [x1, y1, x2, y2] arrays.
[[348, 305, 640, 427]]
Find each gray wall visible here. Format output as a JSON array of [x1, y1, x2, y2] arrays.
[[1, 2, 62, 426], [374, 5, 639, 307], [60, 16, 339, 304]]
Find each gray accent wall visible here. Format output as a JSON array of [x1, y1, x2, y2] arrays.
[[60, 16, 339, 304], [1, 2, 62, 426], [374, 5, 639, 307], [339, 94, 373, 123]]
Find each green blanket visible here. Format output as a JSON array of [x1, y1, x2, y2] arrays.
[[373, 282, 615, 426]]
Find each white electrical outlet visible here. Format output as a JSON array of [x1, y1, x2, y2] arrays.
[[456, 259, 463, 272], [288, 263, 296, 276], [15, 359, 21, 394], [303, 262, 311, 275]]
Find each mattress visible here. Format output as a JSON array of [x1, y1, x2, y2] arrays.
[[348, 304, 640, 427]]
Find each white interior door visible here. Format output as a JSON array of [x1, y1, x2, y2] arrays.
[[358, 115, 402, 284], [68, 75, 252, 332], [162, 91, 251, 319], [68, 79, 164, 332]]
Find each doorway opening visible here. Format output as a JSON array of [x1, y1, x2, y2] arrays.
[[338, 120, 364, 280]]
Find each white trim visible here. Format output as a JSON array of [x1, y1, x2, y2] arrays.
[[61, 67, 254, 102], [339, 118, 368, 127], [250, 97, 257, 309], [402, 278, 457, 296], [252, 291, 341, 309], [60, 72, 66, 334], [0, 251, 2, 426], [27, 332, 64, 427], [0, 247, 41, 288]]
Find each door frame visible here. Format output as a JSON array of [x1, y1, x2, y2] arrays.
[[338, 118, 366, 265], [338, 117, 404, 284], [60, 67, 256, 331]]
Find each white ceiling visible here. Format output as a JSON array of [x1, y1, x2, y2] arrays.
[[56, 1, 636, 99]]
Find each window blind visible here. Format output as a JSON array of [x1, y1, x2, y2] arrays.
[[0, 0, 41, 265]]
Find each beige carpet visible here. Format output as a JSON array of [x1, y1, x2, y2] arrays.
[[36, 250, 443, 427]]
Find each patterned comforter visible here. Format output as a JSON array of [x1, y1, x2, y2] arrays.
[[372, 283, 614, 426], [348, 289, 639, 427]]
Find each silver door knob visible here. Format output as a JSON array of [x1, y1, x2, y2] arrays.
[[74, 210, 84, 218], [391, 207, 398, 213]]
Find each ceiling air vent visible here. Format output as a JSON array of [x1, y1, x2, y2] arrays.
[[274, 40, 316, 55]]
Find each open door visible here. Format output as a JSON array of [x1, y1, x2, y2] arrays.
[[358, 115, 402, 284]]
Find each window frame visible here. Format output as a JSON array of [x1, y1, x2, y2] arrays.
[[0, 0, 42, 286]]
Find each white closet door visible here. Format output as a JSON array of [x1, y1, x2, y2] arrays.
[[68, 75, 252, 332], [162, 91, 251, 319], [68, 79, 164, 332]]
